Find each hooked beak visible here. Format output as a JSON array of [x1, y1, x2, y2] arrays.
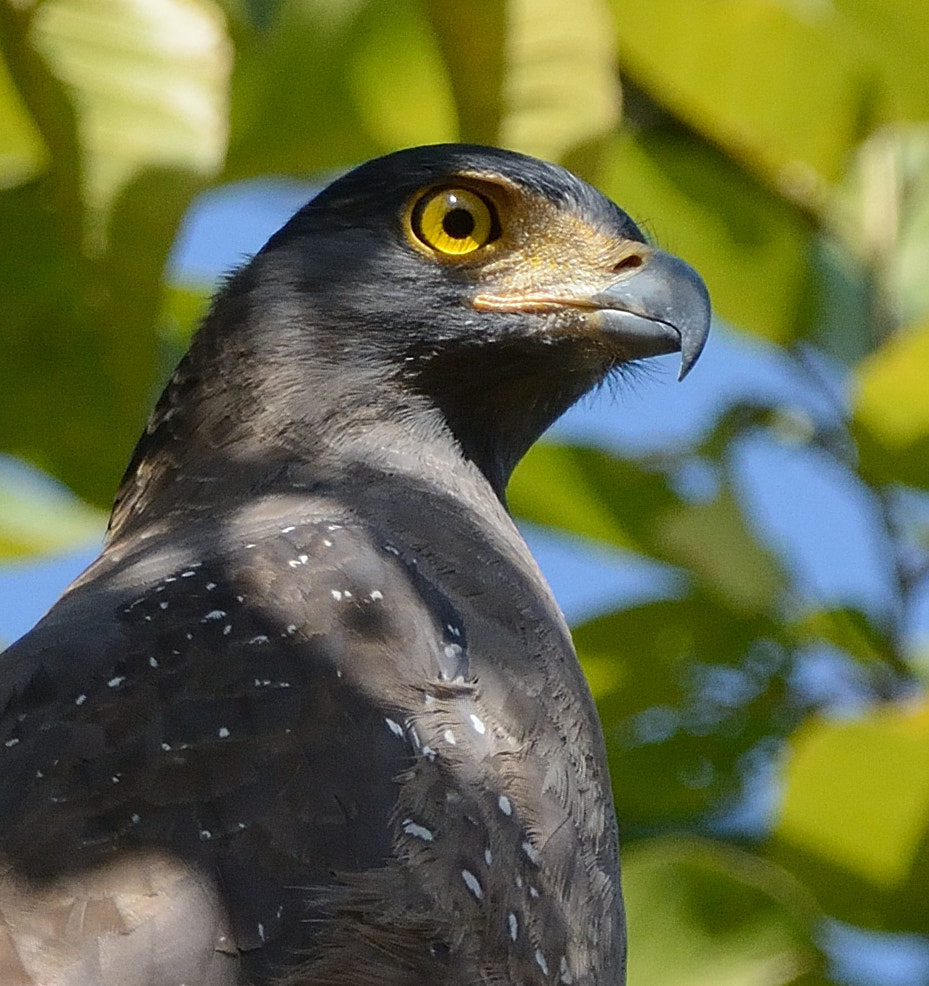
[[589, 248, 711, 380], [473, 246, 711, 380]]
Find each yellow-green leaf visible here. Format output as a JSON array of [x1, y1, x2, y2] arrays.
[[426, 0, 506, 144], [778, 704, 929, 889], [0, 47, 46, 187], [509, 442, 680, 553], [855, 320, 929, 450], [498, 0, 619, 165], [771, 701, 929, 931], [347, 1, 456, 150], [428, 0, 620, 168], [853, 319, 929, 487], [791, 607, 897, 671], [609, 0, 914, 194]]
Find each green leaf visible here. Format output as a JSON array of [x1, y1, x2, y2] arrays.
[[0, 0, 82, 245], [771, 702, 929, 932], [834, 0, 929, 122], [498, 0, 619, 165], [226, 0, 452, 179], [852, 319, 929, 488], [425, 0, 506, 144], [609, 0, 902, 189], [0, 0, 231, 505], [0, 180, 108, 503], [625, 837, 824, 986], [347, 1, 456, 151], [0, 168, 190, 504], [509, 442, 681, 553], [791, 607, 898, 671], [512, 442, 785, 614], [230, 0, 620, 179], [656, 487, 787, 615], [577, 595, 792, 824], [429, 0, 619, 169], [160, 282, 211, 348], [828, 126, 929, 336], [429, 0, 619, 166]]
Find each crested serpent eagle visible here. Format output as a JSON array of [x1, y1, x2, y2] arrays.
[[0, 145, 710, 986]]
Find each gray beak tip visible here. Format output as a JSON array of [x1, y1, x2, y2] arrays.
[[676, 279, 711, 382]]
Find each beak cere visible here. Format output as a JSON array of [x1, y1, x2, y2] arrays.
[[589, 249, 711, 380]]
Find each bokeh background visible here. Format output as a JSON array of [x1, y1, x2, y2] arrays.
[[2, 1, 929, 983]]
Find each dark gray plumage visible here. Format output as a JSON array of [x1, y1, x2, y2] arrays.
[[0, 144, 709, 986]]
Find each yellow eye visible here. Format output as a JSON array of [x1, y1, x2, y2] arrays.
[[412, 187, 497, 256]]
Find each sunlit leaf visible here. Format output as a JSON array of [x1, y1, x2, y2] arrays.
[[512, 442, 785, 613], [31, 0, 231, 246], [348, 2, 456, 150], [609, 0, 927, 196], [498, 0, 618, 165], [834, 0, 929, 123], [771, 701, 929, 931], [428, 0, 619, 169], [509, 442, 681, 553], [856, 321, 929, 450]]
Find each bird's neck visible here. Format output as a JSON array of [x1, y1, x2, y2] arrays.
[[403, 334, 608, 498], [107, 274, 604, 541], [105, 340, 498, 545]]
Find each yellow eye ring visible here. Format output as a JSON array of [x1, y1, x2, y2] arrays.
[[411, 187, 498, 256]]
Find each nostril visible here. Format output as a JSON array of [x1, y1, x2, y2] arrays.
[[613, 253, 645, 274]]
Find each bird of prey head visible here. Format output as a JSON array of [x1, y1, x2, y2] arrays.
[[0, 145, 709, 986], [110, 144, 708, 533]]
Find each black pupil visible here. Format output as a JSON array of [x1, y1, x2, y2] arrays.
[[443, 207, 475, 239]]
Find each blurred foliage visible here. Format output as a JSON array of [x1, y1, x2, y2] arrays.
[[1, 0, 929, 983]]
